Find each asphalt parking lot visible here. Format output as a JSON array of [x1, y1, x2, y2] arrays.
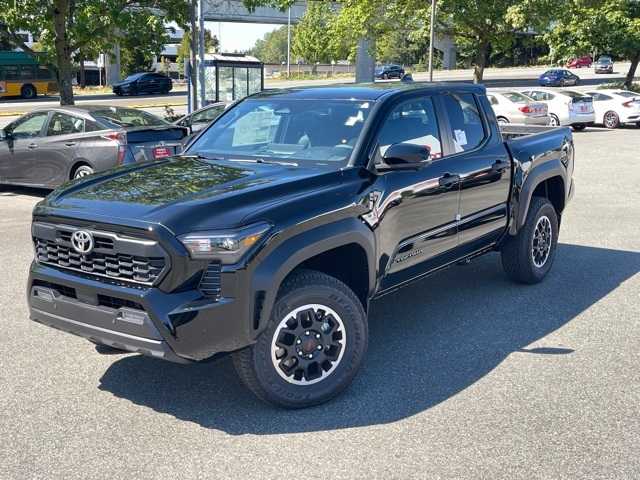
[[1, 127, 639, 479]]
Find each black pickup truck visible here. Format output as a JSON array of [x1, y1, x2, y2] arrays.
[[28, 83, 574, 408]]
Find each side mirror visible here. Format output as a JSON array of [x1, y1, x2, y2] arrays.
[[378, 143, 431, 171], [0, 129, 10, 141]]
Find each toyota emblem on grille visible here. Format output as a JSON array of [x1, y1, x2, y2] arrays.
[[71, 230, 94, 254]]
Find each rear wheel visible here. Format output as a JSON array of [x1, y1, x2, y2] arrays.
[[497, 116, 509, 125], [603, 111, 620, 129], [232, 269, 368, 408], [501, 197, 559, 284], [21, 84, 37, 99], [72, 164, 94, 179], [572, 124, 586, 131]]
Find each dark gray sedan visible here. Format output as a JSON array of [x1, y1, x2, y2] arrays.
[[0, 106, 187, 188]]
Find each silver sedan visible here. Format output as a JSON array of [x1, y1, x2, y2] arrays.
[[487, 91, 549, 125]]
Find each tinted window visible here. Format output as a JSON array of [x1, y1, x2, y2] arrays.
[[91, 107, 167, 127], [502, 92, 531, 103], [9, 112, 48, 138], [20, 65, 35, 79], [47, 112, 84, 136], [488, 95, 498, 105], [562, 90, 587, 99], [441, 93, 485, 153], [616, 91, 640, 98], [1, 66, 20, 80], [124, 73, 145, 81], [189, 98, 372, 166], [191, 105, 225, 124], [376, 97, 442, 160], [37, 66, 53, 80]]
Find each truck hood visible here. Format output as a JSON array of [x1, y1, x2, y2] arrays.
[[36, 156, 345, 234]]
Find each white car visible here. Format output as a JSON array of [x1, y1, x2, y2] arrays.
[[583, 89, 640, 128], [487, 90, 549, 125], [520, 88, 595, 130]]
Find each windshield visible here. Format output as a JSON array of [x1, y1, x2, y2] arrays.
[[562, 90, 588, 99], [187, 98, 373, 167], [92, 107, 168, 127], [124, 73, 145, 81], [501, 92, 531, 103], [544, 70, 560, 77], [616, 91, 640, 98], [597, 57, 612, 63]]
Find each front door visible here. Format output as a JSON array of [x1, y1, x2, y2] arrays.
[[2, 111, 49, 184], [371, 94, 465, 292], [439, 93, 511, 248]]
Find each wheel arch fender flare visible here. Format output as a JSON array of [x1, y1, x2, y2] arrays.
[[68, 159, 96, 179], [250, 218, 376, 338], [510, 158, 568, 235]]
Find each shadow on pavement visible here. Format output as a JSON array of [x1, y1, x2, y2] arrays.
[[0, 186, 49, 198], [98, 243, 640, 434]]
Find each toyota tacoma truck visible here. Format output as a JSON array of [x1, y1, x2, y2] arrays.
[[27, 83, 574, 408]]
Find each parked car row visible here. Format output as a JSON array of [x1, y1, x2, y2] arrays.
[[488, 87, 640, 130], [565, 55, 615, 74]]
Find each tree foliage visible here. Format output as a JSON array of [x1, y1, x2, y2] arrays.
[[509, 0, 640, 87], [292, 2, 336, 67], [0, 0, 189, 104], [249, 25, 291, 64]]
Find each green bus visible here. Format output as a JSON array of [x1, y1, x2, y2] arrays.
[[0, 51, 57, 99]]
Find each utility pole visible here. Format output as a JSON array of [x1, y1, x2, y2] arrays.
[[198, 0, 206, 108], [428, 0, 436, 82], [189, 0, 198, 113], [287, 6, 291, 78]]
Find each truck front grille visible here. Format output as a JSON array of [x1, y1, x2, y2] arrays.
[[32, 223, 169, 286]]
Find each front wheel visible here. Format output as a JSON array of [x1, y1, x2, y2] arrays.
[[21, 84, 37, 99], [501, 197, 559, 284], [233, 269, 368, 408], [549, 114, 560, 127]]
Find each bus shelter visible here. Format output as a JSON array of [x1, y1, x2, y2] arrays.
[[202, 53, 263, 104]]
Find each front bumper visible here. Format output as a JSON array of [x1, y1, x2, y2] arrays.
[[28, 261, 254, 363]]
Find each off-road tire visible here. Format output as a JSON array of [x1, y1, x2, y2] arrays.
[[232, 269, 368, 409], [501, 197, 559, 284]]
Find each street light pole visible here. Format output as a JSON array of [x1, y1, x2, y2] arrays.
[[428, 0, 436, 82], [198, 0, 206, 108], [287, 7, 291, 78]]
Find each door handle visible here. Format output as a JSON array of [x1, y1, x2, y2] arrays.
[[65, 142, 76, 147], [27, 143, 38, 149], [438, 173, 460, 188], [491, 160, 510, 172]]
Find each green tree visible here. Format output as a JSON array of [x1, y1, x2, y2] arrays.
[[292, 2, 335, 70], [176, 27, 220, 74], [0, 0, 188, 105], [249, 26, 291, 64], [509, 0, 640, 88]]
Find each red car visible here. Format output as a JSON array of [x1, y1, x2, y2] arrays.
[[566, 56, 592, 68]]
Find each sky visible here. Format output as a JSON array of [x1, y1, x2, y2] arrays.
[[206, 22, 281, 53]]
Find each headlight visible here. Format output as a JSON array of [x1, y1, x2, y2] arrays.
[[178, 222, 271, 263]]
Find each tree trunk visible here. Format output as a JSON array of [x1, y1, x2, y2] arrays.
[[189, 0, 198, 110], [473, 41, 489, 84], [624, 52, 640, 89], [53, 0, 74, 105]]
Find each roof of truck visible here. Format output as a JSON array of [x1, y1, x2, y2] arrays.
[[252, 81, 486, 101]]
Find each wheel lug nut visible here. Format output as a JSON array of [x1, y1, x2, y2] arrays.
[[317, 345, 322, 350], [296, 339, 301, 345], [307, 354, 313, 359], [305, 331, 310, 336], [315, 333, 320, 339]]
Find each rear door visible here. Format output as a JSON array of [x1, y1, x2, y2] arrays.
[[439, 92, 511, 247], [1, 112, 49, 185]]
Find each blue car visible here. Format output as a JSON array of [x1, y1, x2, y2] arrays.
[[538, 69, 580, 87]]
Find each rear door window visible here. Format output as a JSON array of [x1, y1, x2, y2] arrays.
[[441, 93, 486, 153]]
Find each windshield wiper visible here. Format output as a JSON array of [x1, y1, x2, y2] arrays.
[[227, 158, 299, 167]]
